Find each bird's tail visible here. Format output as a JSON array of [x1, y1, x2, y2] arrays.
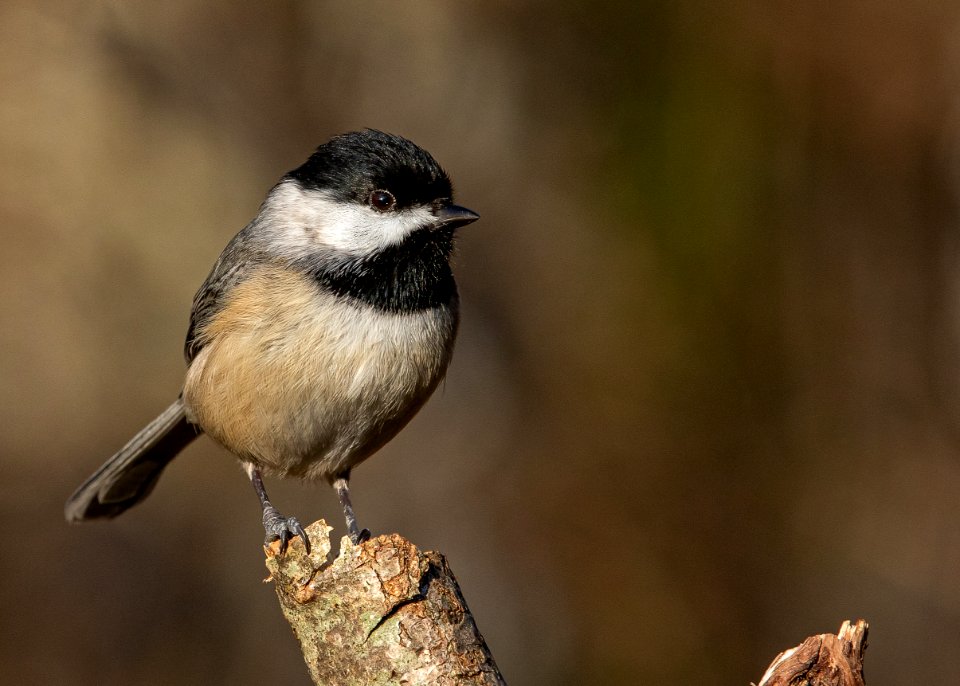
[[65, 398, 200, 522]]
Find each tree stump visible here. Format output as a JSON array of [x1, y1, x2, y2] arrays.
[[264, 520, 506, 686]]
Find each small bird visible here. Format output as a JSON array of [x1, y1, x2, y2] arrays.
[[65, 130, 479, 552]]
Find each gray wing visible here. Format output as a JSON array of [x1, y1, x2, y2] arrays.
[[184, 224, 264, 362]]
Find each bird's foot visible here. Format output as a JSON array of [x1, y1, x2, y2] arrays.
[[262, 504, 310, 555], [351, 528, 371, 545]]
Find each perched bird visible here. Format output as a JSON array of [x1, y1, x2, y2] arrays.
[[65, 130, 479, 552]]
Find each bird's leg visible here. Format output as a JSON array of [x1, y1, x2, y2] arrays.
[[333, 473, 370, 545], [246, 464, 310, 555]]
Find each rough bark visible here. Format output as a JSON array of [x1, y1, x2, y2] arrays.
[[757, 619, 869, 686], [264, 520, 506, 686]]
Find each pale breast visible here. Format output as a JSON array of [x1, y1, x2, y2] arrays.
[[182, 266, 458, 480]]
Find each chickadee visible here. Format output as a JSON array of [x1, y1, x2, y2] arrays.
[[65, 130, 479, 552]]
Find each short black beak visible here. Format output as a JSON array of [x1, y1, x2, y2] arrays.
[[435, 204, 480, 230]]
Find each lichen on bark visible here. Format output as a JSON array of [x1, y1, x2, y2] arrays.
[[265, 520, 505, 686]]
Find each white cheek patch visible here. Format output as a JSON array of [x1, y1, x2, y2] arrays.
[[260, 180, 435, 258], [315, 200, 434, 253]]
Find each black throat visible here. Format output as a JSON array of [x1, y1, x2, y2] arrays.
[[300, 227, 457, 313]]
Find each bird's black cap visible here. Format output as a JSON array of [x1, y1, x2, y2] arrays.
[[286, 130, 453, 210]]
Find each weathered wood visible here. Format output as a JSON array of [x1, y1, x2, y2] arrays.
[[264, 520, 506, 686], [758, 619, 869, 686]]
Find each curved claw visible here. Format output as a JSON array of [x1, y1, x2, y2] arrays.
[[262, 506, 311, 555], [290, 517, 311, 555], [352, 528, 371, 545]]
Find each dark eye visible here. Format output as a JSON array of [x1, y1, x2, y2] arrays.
[[369, 190, 396, 212]]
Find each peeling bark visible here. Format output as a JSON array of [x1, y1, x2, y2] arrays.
[[264, 520, 506, 686], [758, 620, 869, 686]]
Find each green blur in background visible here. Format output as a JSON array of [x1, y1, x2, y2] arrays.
[[2, 2, 959, 684]]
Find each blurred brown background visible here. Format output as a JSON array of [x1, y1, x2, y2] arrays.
[[2, 2, 960, 684]]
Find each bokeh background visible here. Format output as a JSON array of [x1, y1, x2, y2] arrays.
[[2, 2, 960, 683]]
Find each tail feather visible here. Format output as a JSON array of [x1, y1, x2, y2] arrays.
[[65, 398, 200, 522]]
